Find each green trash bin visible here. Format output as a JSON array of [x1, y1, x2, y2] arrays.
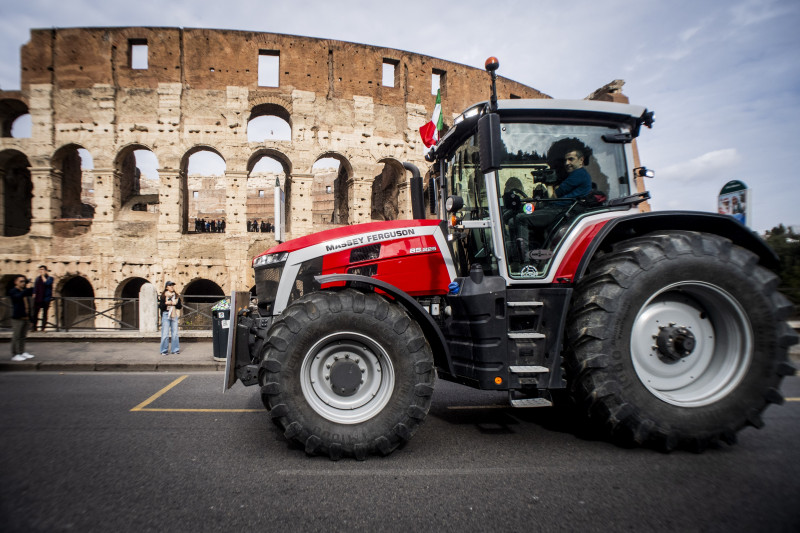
[[211, 299, 231, 361]]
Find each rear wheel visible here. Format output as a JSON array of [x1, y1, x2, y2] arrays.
[[259, 289, 435, 459], [566, 231, 797, 451]]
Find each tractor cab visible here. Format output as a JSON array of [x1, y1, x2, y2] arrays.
[[430, 98, 653, 283]]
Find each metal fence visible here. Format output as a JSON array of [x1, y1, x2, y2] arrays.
[[0, 294, 229, 331]]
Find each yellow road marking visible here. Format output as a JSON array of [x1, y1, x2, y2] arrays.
[[130, 375, 261, 412], [787, 398, 800, 402]]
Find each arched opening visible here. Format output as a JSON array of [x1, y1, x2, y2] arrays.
[[0, 99, 29, 138], [0, 150, 32, 236], [311, 158, 339, 226], [117, 277, 149, 329], [182, 279, 225, 329], [313, 153, 352, 225], [60, 276, 95, 330], [371, 158, 404, 221], [115, 145, 160, 215], [182, 147, 227, 233], [10, 115, 31, 139], [52, 144, 95, 219], [247, 103, 291, 142], [247, 150, 290, 233]]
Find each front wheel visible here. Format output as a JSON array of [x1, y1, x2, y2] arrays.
[[259, 289, 435, 460], [566, 231, 797, 451]]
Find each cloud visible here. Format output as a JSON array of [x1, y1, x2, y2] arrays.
[[658, 149, 742, 184]]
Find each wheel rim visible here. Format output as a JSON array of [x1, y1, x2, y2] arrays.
[[630, 281, 753, 407], [300, 331, 395, 424]]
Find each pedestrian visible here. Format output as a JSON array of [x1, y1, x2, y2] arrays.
[[31, 265, 54, 331], [9, 275, 34, 361], [159, 281, 182, 355]]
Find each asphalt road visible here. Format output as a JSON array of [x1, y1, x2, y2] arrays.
[[1, 372, 798, 532]]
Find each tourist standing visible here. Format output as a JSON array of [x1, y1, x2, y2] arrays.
[[31, 265, 54, 331], [9, 275, 34, 361], [159, 281, 182, 355]]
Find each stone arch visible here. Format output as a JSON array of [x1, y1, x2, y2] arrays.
[[182, 278, 226, 329], [52, 144, 95, 219], [313, 152, 353, 225], [246, 148, 291, 232], [247, 102, 292, 142], [0, 98, 29, 138], [371, 157, 404, 221], [59, 275, 95, 329], [114, 144, 160, 214], [180, 146, 227, 234], [0, 149, 32, 236], [115, 276, 150, 329]]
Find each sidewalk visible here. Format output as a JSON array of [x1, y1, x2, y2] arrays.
[[0, 330, 223, 372], [1, 326, 798, 373]]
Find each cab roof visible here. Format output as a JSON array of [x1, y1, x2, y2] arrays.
[[432, 98, 652, 162]]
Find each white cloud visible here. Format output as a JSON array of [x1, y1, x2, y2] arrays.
[[659, 149, 742, 184]]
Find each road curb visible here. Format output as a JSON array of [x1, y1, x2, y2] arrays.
[[0, 362, 224, 372]]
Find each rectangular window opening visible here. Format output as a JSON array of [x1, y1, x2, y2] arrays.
[[382, 59, 398, 87], [130, 39, 148, 70], [432, 69, 446, 95], [259, 50, 280, 87]]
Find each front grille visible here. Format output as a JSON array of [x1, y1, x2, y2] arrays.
[[350, 243, 381, 262], [289, 257, 323, 304], [347, 264, 378, 277], [255, 265, 283, 312]]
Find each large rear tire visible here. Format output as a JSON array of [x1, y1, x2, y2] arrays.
[[259, 289, 435, 460], [566, 231, 797, 451]]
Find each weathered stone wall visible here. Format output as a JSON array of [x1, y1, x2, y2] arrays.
[[0, 27, 613, 315]]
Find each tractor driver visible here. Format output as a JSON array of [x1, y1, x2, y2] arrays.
[[554, 145, 593, 199], [509, 140, 594, 255]]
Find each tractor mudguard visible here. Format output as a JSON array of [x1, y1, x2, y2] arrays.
[[314, 273, 455, 376]]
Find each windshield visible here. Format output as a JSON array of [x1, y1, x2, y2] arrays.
[[497, 122, 630, 279]]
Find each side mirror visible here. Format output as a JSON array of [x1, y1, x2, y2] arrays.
[[428, 177, 438, 214], [478, 112, 502, 174]]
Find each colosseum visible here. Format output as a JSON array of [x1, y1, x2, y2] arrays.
[[0, 27, 634, 330]]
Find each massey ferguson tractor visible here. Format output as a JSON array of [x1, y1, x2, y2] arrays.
[[224, 58, 797, 459]]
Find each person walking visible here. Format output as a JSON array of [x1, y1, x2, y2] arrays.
[[159, 281, 182, 355], [31, 265, 54, 331], [9, 275, 34, 361]]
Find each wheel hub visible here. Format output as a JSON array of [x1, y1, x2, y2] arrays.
[[329, 358, 362, 396], [656, 325, 696, 362]]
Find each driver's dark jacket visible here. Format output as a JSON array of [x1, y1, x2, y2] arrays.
[[555, 167, 592, 198]]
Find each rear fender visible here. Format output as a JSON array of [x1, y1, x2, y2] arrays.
[[573, 211, 780, 282]]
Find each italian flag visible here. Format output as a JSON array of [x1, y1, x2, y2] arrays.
[[419, 89, 443, 148]]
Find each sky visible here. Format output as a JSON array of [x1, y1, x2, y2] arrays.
[[0, 0, 798, 233]]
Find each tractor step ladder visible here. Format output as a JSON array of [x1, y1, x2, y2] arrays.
[[508, 366, 552, 407]]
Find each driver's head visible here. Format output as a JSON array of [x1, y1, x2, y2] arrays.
[[564, 150, 586, 173]]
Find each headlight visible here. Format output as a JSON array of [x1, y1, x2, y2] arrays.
[[253, 252, 289, 268]]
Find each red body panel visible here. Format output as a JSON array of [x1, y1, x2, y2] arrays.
[[256, 219, 452, 297], [259, 220, 443, 256], [321, 234, 450, 296]]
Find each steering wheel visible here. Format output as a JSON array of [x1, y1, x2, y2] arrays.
[[503, 188, 527, 212]]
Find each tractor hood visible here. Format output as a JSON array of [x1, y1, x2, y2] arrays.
[[255, 219, 443, 260]]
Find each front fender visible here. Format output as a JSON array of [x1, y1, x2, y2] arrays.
[[315, 273, 455, 376]]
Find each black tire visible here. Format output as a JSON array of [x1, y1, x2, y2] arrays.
[[259, 289, 435, 460], [566, 231, 797, 451]]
